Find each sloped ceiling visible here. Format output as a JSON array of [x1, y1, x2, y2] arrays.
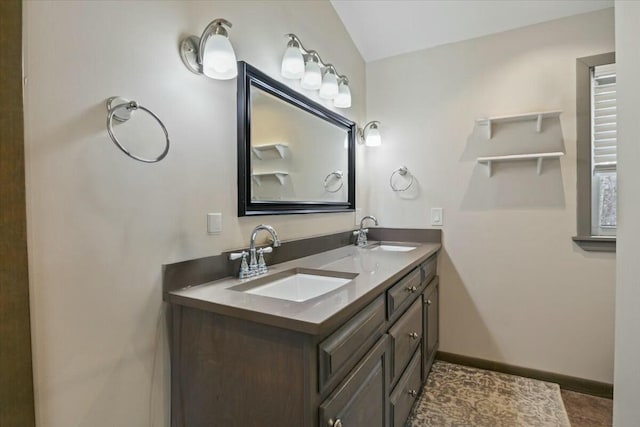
[[330, 0, 613, 62]]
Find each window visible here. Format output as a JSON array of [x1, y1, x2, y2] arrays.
[[574, 53, 616, 252], [591, 63, 617, 236]]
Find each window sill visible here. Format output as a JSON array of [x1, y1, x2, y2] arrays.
[[572, 236, 616, 252]]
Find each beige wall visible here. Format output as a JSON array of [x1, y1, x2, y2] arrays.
[[613, 1, 640, 425], [366, 9, 616, 383], [22, 1, 364, 426]]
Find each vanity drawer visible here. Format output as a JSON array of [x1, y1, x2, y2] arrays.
[[387, 267, 422, 319], [390, 348, 422, 427], [318, 295, 386, 392], [422, 255, 437, 287], [388, 298, 422, 384]]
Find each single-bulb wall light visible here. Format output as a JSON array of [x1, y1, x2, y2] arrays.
[[180, 18, 238, 80], [334, 77, 352, 108], [319, 67, 339, 100], [280, 33, 351, 108], [358, 121, 382, 147]]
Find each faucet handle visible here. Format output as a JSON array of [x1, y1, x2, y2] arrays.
[[229, 251, 248, 261], [257, 247, 272, 274], [229, 251, 252, 278]]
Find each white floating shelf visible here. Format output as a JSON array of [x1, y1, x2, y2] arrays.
[[476, 110, 562, 139], [477, 152, 564, 177], [252, 143, 288, 159], [251, 171, 289, 185]]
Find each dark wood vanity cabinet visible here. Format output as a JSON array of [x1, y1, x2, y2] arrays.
[[319, 335, 390, 427], [390, 350, 422, 427], [422, 277, 440, 381], [169, 254, 439, 427]]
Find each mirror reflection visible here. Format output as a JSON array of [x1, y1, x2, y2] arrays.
[[250, 87, 349, 203]]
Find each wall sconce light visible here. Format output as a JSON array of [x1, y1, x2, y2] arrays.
[[334, 77, 352, 108], [319, 67, 339, 100], [281, 38, 305, 79], [281, 33, 351, 108], [358, 121, 382, 147], [301, 52, 322, 90], [180, 18, 238, 80]]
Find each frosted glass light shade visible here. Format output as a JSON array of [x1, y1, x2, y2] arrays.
[[281, 46, 305, 79], [202, 34, 237, 80], [334, 81, 351, 108], [301, 60, 322, 90], [319, 70, 339, 99], [365, 126, 381, 147]]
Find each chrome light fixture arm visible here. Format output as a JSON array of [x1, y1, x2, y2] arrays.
[[285, 34, 347, 81], [196, 19, 232, 66], [181, 18, 234, 75], [358, 121, 381, 144]]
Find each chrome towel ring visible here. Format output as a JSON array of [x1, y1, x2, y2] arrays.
[[106, 97, 170, 163], [323, 170, 344, 193], [389, 166, 414, 192]]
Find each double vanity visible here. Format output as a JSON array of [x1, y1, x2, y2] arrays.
[[164, 228, 441, 427], [157, 56, 442, 426]]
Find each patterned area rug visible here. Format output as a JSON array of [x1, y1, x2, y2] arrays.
[[407, 361, 571, 427]]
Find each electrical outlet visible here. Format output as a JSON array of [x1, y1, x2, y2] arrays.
[[431, 208, 443, 226], [207, 213, 222, 234]]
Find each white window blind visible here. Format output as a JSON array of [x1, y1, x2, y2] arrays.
[[591, 63, 617, 233], [592, 63, 617, 168]]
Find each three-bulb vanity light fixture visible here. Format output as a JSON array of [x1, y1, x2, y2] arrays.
[[280, 33, 352, 108], [180, 18, 238, 80], [358, 121, 382, 147]]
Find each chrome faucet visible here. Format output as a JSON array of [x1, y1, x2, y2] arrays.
[[230, 224, 281, 278], [354, 215, 378, 247], [249, 224, 281, 274]]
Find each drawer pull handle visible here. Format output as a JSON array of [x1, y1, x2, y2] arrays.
[[409, 332, 419, 340], [329, 419, 343, 427], [408, 389, 418, 397], [426, 299, 432, 305], [406, 285, 417, 293]]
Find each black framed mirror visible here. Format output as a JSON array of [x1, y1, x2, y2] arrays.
[[237, 61, 356, 216]]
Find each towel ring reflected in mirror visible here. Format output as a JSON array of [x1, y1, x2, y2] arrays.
[[389, 166, 414, 192], [323, 170, 344, 193], [106, 96, 170, 163]]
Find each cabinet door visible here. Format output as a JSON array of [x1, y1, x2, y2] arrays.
[[388, 298, 422, 385], [319, 335, 390, 427], [422, 278, 439, 381], [389, 349, 421, 427]]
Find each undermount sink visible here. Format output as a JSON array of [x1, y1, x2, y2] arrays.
[[231, 268, 358, 302], [366, 243, 417, 252]]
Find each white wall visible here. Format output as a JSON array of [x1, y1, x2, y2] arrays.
[[22, 1, 365, 426], [366, 9, 616, 382], [613, 1, 640, 425]]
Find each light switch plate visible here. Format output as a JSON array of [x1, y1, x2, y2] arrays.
[[431, 208, 443, 226], [207, 213, 222, 234]]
